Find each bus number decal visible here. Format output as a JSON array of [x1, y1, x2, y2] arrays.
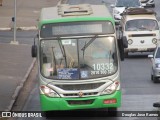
[[93, 63, 113, 71], [91, 63, 114, 75]]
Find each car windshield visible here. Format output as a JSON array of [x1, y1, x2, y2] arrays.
[[116, 0, 140, 7], [125, 19, 159, 31], [40, 36, 118, 80]]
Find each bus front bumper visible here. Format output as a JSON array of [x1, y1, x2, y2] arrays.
[[40, 90, 121, 111]]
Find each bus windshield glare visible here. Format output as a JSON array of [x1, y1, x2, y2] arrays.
[[40, 36, 118, 80]]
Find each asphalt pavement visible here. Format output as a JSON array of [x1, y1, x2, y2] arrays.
[[0, 0, 66, 112]]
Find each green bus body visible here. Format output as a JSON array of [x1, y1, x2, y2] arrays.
[[36, 4, 122, 112], [40, 91, 121, 111]]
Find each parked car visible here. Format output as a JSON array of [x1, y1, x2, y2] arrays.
[[148, 44, 160, 83], [140, 0, 155, 7], [110, 0, 142, 24], [120, 8, 160, 57]]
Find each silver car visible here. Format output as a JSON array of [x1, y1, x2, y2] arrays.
[[140, 0, 155, 7], [148, 45, 160, 83], [110, 0, 142, 24]]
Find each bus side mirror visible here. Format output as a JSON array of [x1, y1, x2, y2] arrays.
[[122, 36, 128, 48], [31, 35, 38, 58], [117, 25, 123, 39], [117, 35, 128, 61], [31, 45, 37, 58], [118, 39, 125, 61]]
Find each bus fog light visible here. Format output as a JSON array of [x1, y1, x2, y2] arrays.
[[152, 38, 157, 44], [101, 81, 119, 95], [40, 85, 60, 97], [128, 39, 133, 45]]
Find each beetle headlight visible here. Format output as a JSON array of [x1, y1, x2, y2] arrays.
[[40, 85, 60, 97], [128, 39, 133, 45], [152, 38, 157, 44], [101, 81, 120, 95]]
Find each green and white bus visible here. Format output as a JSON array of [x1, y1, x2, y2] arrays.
[[31, 4, 127, 114]]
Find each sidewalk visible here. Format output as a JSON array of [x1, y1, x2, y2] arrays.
[[0, 0, 62, 30], [0, 43, 35, 111], [0, 0, 68, 112]]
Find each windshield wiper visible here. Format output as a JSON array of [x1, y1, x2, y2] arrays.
[[51, 46, 57, 75], [81, 35, 97, 51], [58, 40, 67, 67], [80, 35, 97, 68]]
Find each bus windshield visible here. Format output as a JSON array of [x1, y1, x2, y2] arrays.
[[40, 36, 118, 80]]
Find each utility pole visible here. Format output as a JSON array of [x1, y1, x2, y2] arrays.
[[10, 0, 19, 45]]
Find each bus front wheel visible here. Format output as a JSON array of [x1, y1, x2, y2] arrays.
[[108, 107, 117, 116]]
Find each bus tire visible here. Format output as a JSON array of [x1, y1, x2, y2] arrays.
[[108, 107, 117, 116]]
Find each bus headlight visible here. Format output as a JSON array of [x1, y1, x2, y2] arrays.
[[128, 39, 133, 45], [101, 81, 120, 95], [40, 85, 60, 97], [152, 38, 157, 44]]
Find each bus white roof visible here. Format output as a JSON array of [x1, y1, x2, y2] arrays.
[[40, 4, 112, 21]]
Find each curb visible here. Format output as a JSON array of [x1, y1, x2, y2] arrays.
[[0, 0, 68, 31], [5, 58, 36, 111], [0, 26, 37, 31]]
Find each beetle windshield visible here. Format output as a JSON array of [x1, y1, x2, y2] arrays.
[[125, 19, 159, 31]]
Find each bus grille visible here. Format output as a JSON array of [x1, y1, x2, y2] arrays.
[[63, 92, 98, 97], [55, 82, 105, 90]]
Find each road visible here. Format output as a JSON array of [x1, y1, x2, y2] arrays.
[[0, 30, 37, 45], [8, 0, 160, 120]]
